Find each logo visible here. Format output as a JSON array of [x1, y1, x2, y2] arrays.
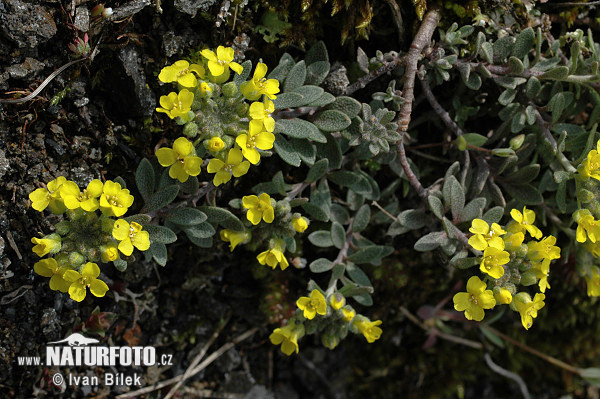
[[47, 333, 100, 346]]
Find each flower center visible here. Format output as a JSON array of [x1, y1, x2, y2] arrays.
[[468, 294, 479, 304], [128, 225, 137, 239], [107, 195, 122, 207]]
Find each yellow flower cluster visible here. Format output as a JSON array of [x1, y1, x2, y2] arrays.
[[454, 207, 561, 329], [29, 177, 149, 302], [155, 47, 281, 188]]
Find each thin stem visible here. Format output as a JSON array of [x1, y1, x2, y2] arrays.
[[484, 353, 531, 399], [534, 108, 577, 173], [420, 78, 465, 136], [345, 55, 407, 96], [371, 200, 398, 221]]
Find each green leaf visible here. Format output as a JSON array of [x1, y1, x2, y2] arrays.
[[308, 92, 336, 107], [273, 134, 302, 167], [387, 220, 409, 236], [465, 73, 482, 90], [512, 27, 535, 59], [142, 185, 180, 213], [198, 206, 244, 231], [579, 368, 600, 387], [398, 209, 427, 230], [308, 230, 334, 247], [272, 92, 306, 109], [453, 257, 479, 269], [113, 258, 128, 272], [234, 60, 252, 87], [351, 204, 371, 233], [329, 171, 372, 195], [540, 66, 569, 80], [460, 197, 486, 221], [482, 206, 504, 224], [428, 195, 444, 219], [268, 53, 295, 82], [463, 133, 487, 147], [184, 222, 216, 239], [444, 176, 465, 221], [306, 159, 329, 183], [506, 164, 540, 184], [330, 203, 350, 225], [290, 138, 316, 165], [135, 158, 155, 202], [508, 56, 524, 74], [331, 263, 345, 281], [491, 148, 516, 157], [525, 77, 542, 98], [346, 262, 372, 287], [498, 89, 517, 106], [480, 42, 493, 63], [114, 176, 127, 189], [328, 96, 362, 118], [348, 246, 384, 264], [302, 202, 329, 222], [166, 207, 207, 226], [305, 61, 330, 86], [556, 181, 567, 213], [316, 132, 342, 168], [146, 225, 178, 244], [310, 258, 334, 273], [493, 35, 515, 63], [306, 40, 329, 64], [150, 242, 167, 267], [331, 222, 345, 249], [480, 326, 505, 348], [502, 183, 543, 205], [414, 231, 446, 251], [314, 110, 352, 132], [292, 85, 324, 105], [275, 118, 327, 143], [283, 61, 307, 92]]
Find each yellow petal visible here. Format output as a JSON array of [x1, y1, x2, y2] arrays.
[[156, 148, 177, 167]]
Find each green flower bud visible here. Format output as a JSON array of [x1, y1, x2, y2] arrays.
[[222, 82, 238, 98], [55, 221, 72, 235], [55, 253, 71, 268], [520, 271, 537, 286], [221, 134, 235, 149], [83, 211, 98, 224], [577, 189, 596, 203], [100, 217, 115, 233], [321, 329, 340, 350], [510, 134, 525, 150], [504, 282, 517, 295], [515, 243, 528, 259], [67, 208, 86, 221], [235, 102, 249, 117], [275, 200, 292, 218], [68, 251, 86, 267], [509, 269, 521, 284], [183, 121, 199, 138]]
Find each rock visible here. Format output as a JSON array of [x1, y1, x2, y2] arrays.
[[0, 149, 8, 180], [0, 0, 57, 48], [323, 63, 350, 96], [162, 31, 186, 58], [174, 0, 218, 18], [117, 45, 156, 117], [74, 6, 90, 32], [5, 57, 45, 79]]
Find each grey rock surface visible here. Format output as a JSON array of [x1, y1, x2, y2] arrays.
[[0, 0, 57, 48]]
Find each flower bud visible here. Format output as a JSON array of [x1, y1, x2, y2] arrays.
[[183, 121, 199, 138], [68, 251, 86, 267], [520, 271, 537, 286], [329, 293, 346, 310], [275, 200, 291, 217], [100, 244, 119, 262], [205, 136, 225, 152], [577, 189, 596, 203], [55, 221, 71, 236], [340, 306, 356, 323], [222, 82, 238, 98], [292, 216, 309, 233], [493, 287, 512, 304], [510, 134, 525, 150], [235, 102, 249, 117], [321, 330, 340, 350], [55, 253, 70, 268], [67, 208, 86, 221]]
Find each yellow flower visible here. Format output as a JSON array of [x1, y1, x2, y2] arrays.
[[269, 323, 304, 356], [242, 193, 275, 225], [341, 306, 356, 322], [573, 209, 600, 243], [526, 235, 561, 263], [112, 219, 150, 256], [248, 99, 275, 132], [514, 292, 545, 330], [453, 276, 496, 321], [532, 260, 551, 293], [198, 82, 213, 96], [63, 262, 109, 302], [206, 148, 251, 186], [31, 234, 61, 257], [158, 60, 205, 87], [329, 293, 345, 310], [503, 232, 525, 251], [507, 207, 542, 239], [219, 229, 248, 251], [59, 179, 103, 212], [585, 267, 600, 296], [240, 62, 280, 101], [468, 219, 506, 251], [578, 142, 600, 181], [99, 180, 134, 217], [236, 120, 276, 164], [292, 216, 309, 233], [34, 258, 70, 292], [156, 89, 194, 121], [28, 176, 68, 214], [156, 137, 203, 183], [101, 243, 119, 262], [480, 246, 510, 279], [200, 46, 243, 78], [353, 318, 383, 343], [296, 289, 327, 320], [257, 239, 288, 270], [208, 136, 225, 152], [493, 287, 512, 304]]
